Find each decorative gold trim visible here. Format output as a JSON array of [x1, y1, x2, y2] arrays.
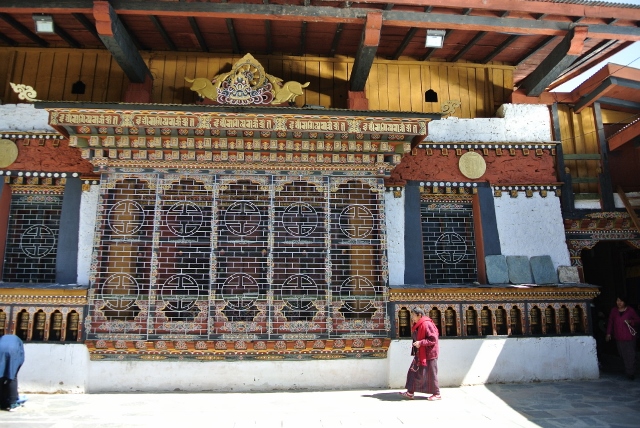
[[389, 287, 599, 302]]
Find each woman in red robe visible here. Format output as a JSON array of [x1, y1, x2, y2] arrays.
[[399, 307, 441, 400]]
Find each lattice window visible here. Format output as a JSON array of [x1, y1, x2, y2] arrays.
[[420, 197, 478, 284], [87, 173, 388, 341], [2, 193, 62, 283]]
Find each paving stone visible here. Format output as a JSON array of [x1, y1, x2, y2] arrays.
[[506, 255, 533, 284], [485, 255, 509, 284], [530, 255, 558, 284]]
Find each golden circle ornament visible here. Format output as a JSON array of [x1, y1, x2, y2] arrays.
[[0, 139, 19, 168], [458, 151, 486, 179]]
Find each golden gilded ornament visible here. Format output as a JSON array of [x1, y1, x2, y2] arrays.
[[0, 139, 19, 168], [458, 151, 486, 179]]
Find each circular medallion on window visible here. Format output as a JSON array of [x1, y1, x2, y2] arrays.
[[339, 205, 374, 239], [282, 202, 318, 237], [20, 225, 56, 257], [435, 232, 467, 264], [108, 200, 145, 235], [223, 201, 261, 236], [165, 201, 203, 236], [100, 273, 140, 311]]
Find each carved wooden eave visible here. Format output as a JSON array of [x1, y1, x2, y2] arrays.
[[389, 286, 600, 302], [37, 103, 439, 177], [0, 287, 88, 305]]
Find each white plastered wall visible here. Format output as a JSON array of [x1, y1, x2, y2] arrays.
[[493, 193, 570, 269], [20, 337, 599, 393], [77, 185, 99, 285], [384, 190, 405, 286]]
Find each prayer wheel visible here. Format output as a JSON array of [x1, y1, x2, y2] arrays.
[[398, 307, 410, 337], [33, 311, 46, 341], [0, 311, 6, 335], [572, 306, 583, 333], [66, 312, 79, 341], [545, 306, 556, 334], [480, 307, 492, 335], [17, 311, 29, 340], [465, 308, 478, 336], [445, 308, 456, 336], [429, 308, 441, 333], [495, 308, 507, 335], [530, 307, 541, 334], [559, 306, 570, 334], [50, 312, 63, 341], [510, 307, 521, 335]]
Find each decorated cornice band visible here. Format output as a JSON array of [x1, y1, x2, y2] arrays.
[[492, 185, 561, 198], [416, 142, 557, 157], [43, 108, 432, 176], [389, 286, 600, 302]]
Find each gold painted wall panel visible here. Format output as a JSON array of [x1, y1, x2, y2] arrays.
[[1, 48, 514, 118], [556, 104, 601, 194]]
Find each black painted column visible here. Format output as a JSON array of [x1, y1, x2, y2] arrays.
[[56, 176, 81, 284], [476, 184, 501, 256], [404, 181, 425, 286]]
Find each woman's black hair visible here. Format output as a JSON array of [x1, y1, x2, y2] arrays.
[[616, 295, 628, 306], [411, 307, 425, 316]]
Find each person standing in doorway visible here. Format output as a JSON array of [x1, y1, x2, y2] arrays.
[[0, 335, 26, 411], [399, 307, 441, 400], [606, 296, 640, 380]]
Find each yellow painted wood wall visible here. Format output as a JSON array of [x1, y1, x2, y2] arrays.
[[1, 48, 514, 119]]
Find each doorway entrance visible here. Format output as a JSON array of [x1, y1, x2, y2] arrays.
[[581, 240, 640, 373]]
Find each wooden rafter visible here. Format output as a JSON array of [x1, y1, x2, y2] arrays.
[[329, 23, 343, 57], [188, 17, 208, 52], [149, 15, 176, 51], [93, 1, 150, 83], [0, 12, 48, 47], [72, 12, 102, 43], [391, 27, 418, 60], [0, 31, 17, 47], [519, 26, 588, 97], [350, 12, 382, 92], [609, 120, 640, 152]]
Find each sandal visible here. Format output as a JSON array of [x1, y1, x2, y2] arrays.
[[398, 391, 414, 399], [427, 394, 442, 401]]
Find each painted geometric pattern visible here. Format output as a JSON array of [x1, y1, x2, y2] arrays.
[[87, 173, 389, 354]]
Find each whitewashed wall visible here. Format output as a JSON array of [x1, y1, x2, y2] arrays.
[[493, 193, 570, 269], [77, 185, 99, 285], [384, 189, 405, 286], [425, 104, 552, 143], [19, 337, 599, 393], [0, 104, 52, 132]]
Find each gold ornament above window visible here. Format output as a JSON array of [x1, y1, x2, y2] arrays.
[[185, 53, 309, 106]]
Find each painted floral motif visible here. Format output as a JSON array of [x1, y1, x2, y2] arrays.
[[333, 339, 345, 349], [274, 341, 287, 350], [215, 341, 227, 350], [96, 340, 108, 349], [352, 338, 364, 348], [135, 341, 147, 349], [175, 340, 188, 350], [254, 341, 267, 350], [195, 341, 208, 350], [235, 341, 247, 350], [312, 340, 325, 349], [155, 341, 167, 350]]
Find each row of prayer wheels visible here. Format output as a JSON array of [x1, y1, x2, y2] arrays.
[[397, 304, 586, 337], [0, 309, 80, 342]]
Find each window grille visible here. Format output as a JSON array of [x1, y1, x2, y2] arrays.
[[87, 173, 388, 341], [420, 197, 477, 284]]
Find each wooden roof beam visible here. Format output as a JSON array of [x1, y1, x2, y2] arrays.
[[482, 35, 518, 63], [3, 0, 640, 21], [0, 12, 48, 47], [329, 23, 343, 57], [519, 26, 588, 97], [451, 31, 486, 62], [93, 1, 151, 83], [300, 21, 308, 56], [350, 12, 382, 92], [608, 119, 640, 152], [149, 15, 176, 51], [188, 16, 208, 52], [391, 27, 418, 60], [0, 32, 17, 47], [52, 22, 82, 49], [72, 12, 102, 44]]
